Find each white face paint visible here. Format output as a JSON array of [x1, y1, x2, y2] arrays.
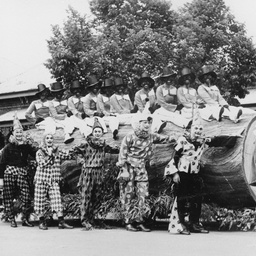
[[92, 127, 103, 139], [191, 124, 203, 140], [139, 120, 152, 132], [13, 128, 23, 142], [45, 134, 54, 147]]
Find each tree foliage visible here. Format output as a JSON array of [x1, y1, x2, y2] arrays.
[[173, 0, 256, 99], [45, 0, 256, 99]]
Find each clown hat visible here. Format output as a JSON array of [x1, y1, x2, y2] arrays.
[[13, 112, 23, 130], [92, 118, 103, 131]]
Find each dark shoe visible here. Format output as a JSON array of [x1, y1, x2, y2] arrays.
[[64, 134, 74, 144], [234, 109, 243, 123], [81, 221, 93, 231], [180, 224, 190, 235], [39, 222, 48, 230], [137, 223, 151, 232], [10, 220, 17, 228], [46, 216, 55, 226], [58, 221, 74, 229], [218, 107, 225, 121], [126, 224, 139, 232], [186, 120, 193, 130], [130, 105, 139, 113], [113, 129, 118, 140], [158, 121, 167, 134], [22, 219, 34, 227], [190, 223, 209, 233]]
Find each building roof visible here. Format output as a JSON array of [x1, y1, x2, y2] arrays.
[[0, 63, 53, 95], [0, 108, 30, 128], [238, 88, 256, 105]]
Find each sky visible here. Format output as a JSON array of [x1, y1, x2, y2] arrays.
[[0, 0, 256, 92]]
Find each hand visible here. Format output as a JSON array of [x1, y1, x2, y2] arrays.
[[173, 173, 180, 183], [116, 162, 123, 168]]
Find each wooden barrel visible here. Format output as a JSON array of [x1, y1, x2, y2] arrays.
[[26, 109, 256, 208]]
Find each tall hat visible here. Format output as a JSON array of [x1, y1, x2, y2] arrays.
[[137, 72, 155, 88], [114, 77, 125, 87], [92, 118, 103, 131], [160, 66, 177, 79], [87, 75, 102, 88], [100, 78, 114, 92], [50, 81, 65, 92], [13, 112, 23, 130], [198, 65, 217, 83], [35, 83, 49, 97], [178, 67, 196, 85], [70, 80, 82, 91]]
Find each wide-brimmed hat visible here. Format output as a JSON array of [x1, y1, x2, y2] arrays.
[[198, 65, 217, 83], [178, 67, 196, 85], [50, 81, 65, 92], [35, 84, 49, 97], [138, 72, 155, 88], [160, 66, 177, 79], [113, 77, 125, 87], [70, 80, 82, 91], [101, 78, 114, 91], [87, 75, 102, 89]]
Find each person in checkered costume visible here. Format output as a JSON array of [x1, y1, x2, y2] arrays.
[[116, 111, 176, 232], [164, 109, 239, 235], [34, 132, 74, 230], [0, 113, 38, 228], [73, 118, 119, 231]]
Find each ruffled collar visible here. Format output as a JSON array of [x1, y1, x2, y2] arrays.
[[134, 129, 150, 139], [40, 145, 58, 155], [86, 135, 105, 149], [9, 134, 27, 145]]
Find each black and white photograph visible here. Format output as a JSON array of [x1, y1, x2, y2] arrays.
[[1, 0, 256, 255]]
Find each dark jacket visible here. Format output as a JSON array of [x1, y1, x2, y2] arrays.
[[0, 142, 36, 178]]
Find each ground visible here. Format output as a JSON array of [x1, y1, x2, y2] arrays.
[[1, 218, 256, 256]]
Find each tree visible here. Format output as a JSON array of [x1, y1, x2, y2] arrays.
[[45, 0, 256, 99], [45, 7, 96, 85], [172, 0, 256, 100], [89, 0, 178, 84]]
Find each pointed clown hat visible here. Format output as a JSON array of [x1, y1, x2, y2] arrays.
[[92, 117, 103, 131], [13, 111, 23, 130]]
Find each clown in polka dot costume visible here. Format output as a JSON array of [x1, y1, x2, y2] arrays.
[[164, 110, 239, 235]]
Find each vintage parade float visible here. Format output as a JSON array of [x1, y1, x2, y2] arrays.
[[26, 109, 256, 210]]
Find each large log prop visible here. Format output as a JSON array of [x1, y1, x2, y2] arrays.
[[27, 109, 256, 208]]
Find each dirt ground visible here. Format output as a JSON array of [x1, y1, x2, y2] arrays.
[[0, 218, 256, 256]]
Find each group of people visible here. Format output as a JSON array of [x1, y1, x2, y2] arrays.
[[0, 65, 244, 234]]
